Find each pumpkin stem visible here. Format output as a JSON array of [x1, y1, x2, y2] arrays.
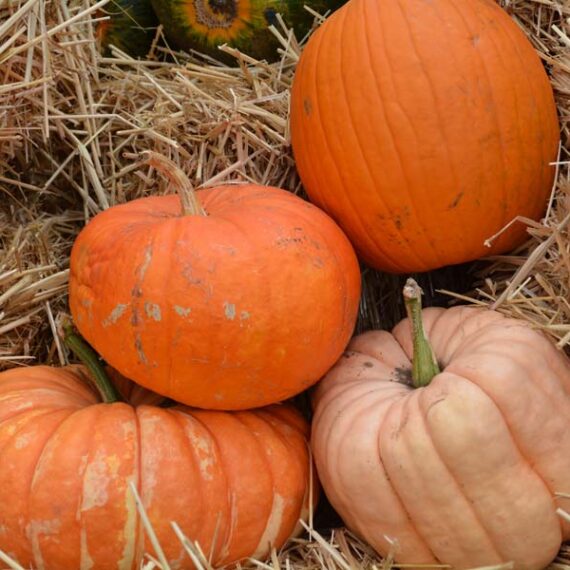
[[403, 278, 440, 388], [142, 150, 206, 217], [63, 324, 123, 404]]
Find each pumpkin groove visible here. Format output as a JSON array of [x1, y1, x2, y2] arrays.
[[309, 29, 407, 269]]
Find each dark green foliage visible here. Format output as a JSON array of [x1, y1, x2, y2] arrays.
[[97, 0, 159, 58], [151, 0, 348, 63]]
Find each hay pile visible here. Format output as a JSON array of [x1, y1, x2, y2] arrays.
[[0, 0, 569, 568], [0, 0, 306, 367]]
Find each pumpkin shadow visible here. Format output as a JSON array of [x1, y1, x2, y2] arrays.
[[356, 259, 480, 333]]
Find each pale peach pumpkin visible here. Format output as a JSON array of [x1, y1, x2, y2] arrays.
[[0, 364, 316, 569], [311, 283, 570, 569]]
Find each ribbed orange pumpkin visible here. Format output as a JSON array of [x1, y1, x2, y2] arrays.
[[0, 364, 316, 569], [311, 282, 570, 569], [69, 154, 361, 410], [290, 0, 560, 274]]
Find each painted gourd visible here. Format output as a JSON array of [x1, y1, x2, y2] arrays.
[[96, 0, 158, 57], [150, 0, 347, 62], [0, 363, 316, 569], [69, 153, 361, 410], [290, 0, 560, 273], [311, 279, 570, 569]]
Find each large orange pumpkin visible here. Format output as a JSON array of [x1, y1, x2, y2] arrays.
[[0, 363, 316, 569], [290, 0, 560, 273], [69, 153, 361, 410], [311, 280, 570, 569]]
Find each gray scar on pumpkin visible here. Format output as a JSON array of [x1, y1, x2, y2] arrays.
[[224, 302, 236, 320], [103, 303, 129, 327]]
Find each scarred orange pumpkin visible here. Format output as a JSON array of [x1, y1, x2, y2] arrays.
[[310, 280, 570, 568], [290, 0, 560, 273], [0, 362, 316, 569], [69, 153, 361, 410]]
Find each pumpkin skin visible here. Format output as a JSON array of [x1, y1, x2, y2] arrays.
[[311, 306, 570, 569], [96, 0, 159, 57], [289, 0, 560, 274], [0, 365, 316, 569], [150, 0, 346, 62], [69, 184, 361, 410]]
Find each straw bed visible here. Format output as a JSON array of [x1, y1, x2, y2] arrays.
[[0, 0, 569, 567]]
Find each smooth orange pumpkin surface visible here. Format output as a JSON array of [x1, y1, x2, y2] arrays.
[[0, 365, 316, 569], [290, 0, 560, 274], [311, 305, 570, 568], [69, 183, 361, 410]]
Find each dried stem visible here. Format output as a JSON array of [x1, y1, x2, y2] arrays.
[[142, 150, 206, 217]]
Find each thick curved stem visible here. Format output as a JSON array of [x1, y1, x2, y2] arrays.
[[142, 150, 206, 217], [63, 325, 123, 403], [403, 278, 440, 388]]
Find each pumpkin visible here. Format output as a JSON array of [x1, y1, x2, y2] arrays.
[[150, 0, 346, 62], [0, 350, 316, 568], [96, 0, 159, 57], [310, 279, 570, 569], [289, 0, 560, 274], [69, 152, 361, 410]]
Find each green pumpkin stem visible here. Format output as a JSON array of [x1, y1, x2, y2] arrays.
[[403, 278, 441, 388], [142, 150, 206, 217], [63, 325, 122, 404]]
